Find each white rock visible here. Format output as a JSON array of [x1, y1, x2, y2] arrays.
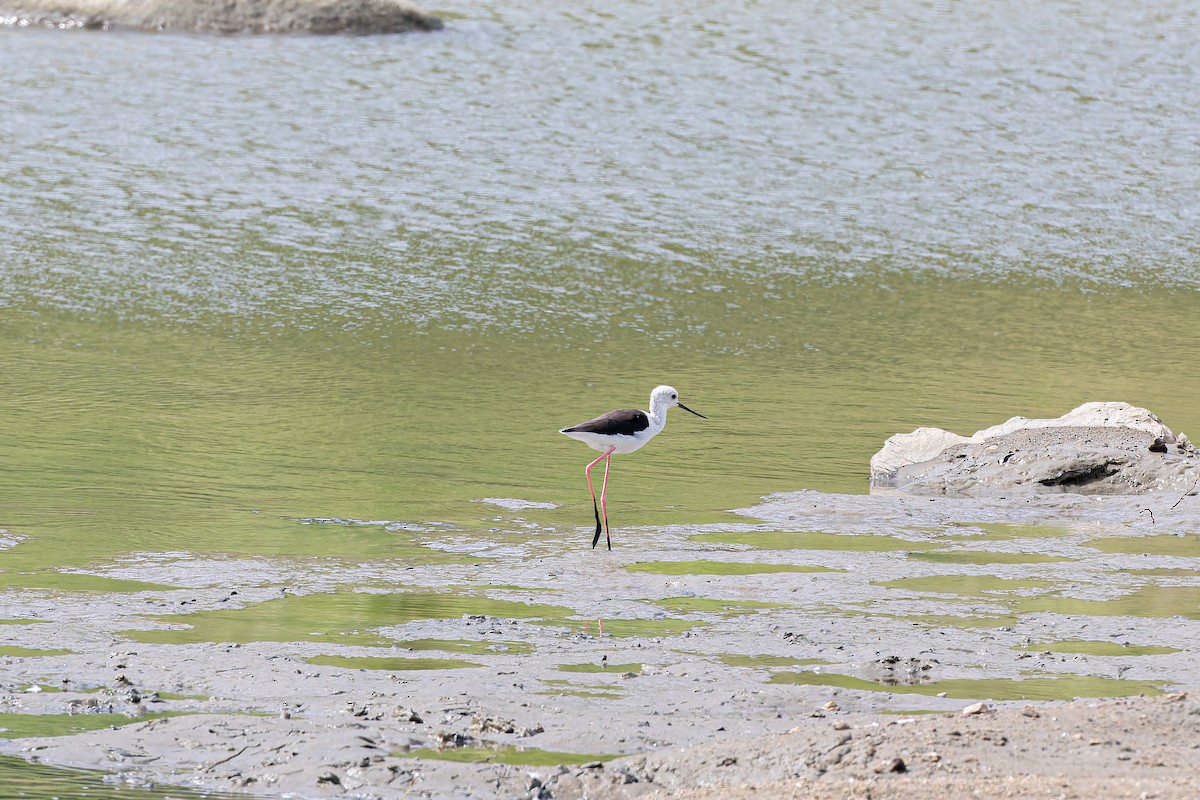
[[871, 402, 1176, 482], [869, 427, 970, 480]]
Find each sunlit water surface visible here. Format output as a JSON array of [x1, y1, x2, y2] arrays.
[[2, 0, 1199, 793]]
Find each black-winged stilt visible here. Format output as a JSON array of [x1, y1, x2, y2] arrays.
[[559, 385, 706, 550]]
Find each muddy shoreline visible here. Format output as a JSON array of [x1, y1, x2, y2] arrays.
[[2, 488, 1199, 798]]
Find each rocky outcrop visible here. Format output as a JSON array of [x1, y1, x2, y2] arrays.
[[871, 402, 1200, 497], [0, 0, 443, 34]]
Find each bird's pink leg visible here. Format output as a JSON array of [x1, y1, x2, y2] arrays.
[[600, 450, 613, 550], [585, 447, 616, 549]]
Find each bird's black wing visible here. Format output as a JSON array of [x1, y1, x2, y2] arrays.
[[561, 408, 649, 436]]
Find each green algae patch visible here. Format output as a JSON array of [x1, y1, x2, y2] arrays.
[[577, 618, 701, 638], [126, 590, 575, 647], [15, 684, 63, 694], [397, 638, 534, 656], [155, 691, 211, 701], [539, 688, 625, 700], [654, 597, 788, 615], [626, 560, 838, 576], [769, 671, 1163, 700], [281, 518, 495, 563], [0, 712, 182, 739], [1017, 585, 1200, 619], [718, 654, 830, 669], [0, 753, 248, 800], [691, 531, 938, 553], [0, 571, 175, 594], [876, 575, 1056, 595], [1087, 535, 1200, 558], [0, 647, 72, 658], [0, 619, 48, 625], [399, 745, 619, 766], [306, 655, 481, 671], [1119, 568, 1200, 577], [908, 551, 1071, 566], [559, 662, 642, 674], [454, 583, 562, 594], [1017, 640, 1181, 657], [832, 607, 1020, 629], [539, 678, 625, 699], [947, 523, 1072, 541]]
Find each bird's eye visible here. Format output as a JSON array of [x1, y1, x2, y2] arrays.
[[671, 393, 677, 399]]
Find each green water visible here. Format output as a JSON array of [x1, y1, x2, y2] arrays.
[[770, 671, 1164, 701], [908, 551, 1072, 566], [692, 531, 939, 552], [1017, 640, 1180, 657], [0, 712, 178, 739], [391, 638, 535, 655], [944, 523, 1076, 542], [558, 662, 643, 674], [0, 755, 245, 800], [306, 655, 481, 671], [1018, 586, 1200, 619], [875, 576, 1057, 595], [1120, 568, 1200, 578], [560, 618, 701, 638], [625, 561, 838, 576], [127, 590, 574, 646], [1088, 536, 1200, 558], [399, 746, 618, 767], [1, 4, 1198, 578], [0, 647, 72, 658], [538, 679, 625, 700], [5, 288, 1197, 574], [874, 579, 1200, 621], [0, 572, 177, 593]]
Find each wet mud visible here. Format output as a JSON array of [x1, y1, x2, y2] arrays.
[[1, 488, 1198, 798]]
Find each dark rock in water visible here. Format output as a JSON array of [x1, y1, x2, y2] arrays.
[[871, 402, 1200, 497], [0, 0, 443, 34]]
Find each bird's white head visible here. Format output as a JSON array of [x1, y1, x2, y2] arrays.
[[649, 385, 707, 420]]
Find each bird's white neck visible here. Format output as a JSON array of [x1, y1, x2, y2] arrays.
[[647, 396, 671, 429]]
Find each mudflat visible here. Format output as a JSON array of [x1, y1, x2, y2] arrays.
[[2, 488, 1198, 798]]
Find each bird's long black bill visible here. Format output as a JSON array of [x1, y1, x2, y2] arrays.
[[679, 403, 707, 419]]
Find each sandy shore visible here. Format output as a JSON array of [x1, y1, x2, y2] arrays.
[[2, 489, 1198, 798]]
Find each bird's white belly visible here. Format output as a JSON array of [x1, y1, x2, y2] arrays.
[[563, 430, 649, 455]]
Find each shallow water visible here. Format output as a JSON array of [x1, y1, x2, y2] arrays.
[[0, 755, 244, 800], [1017, 640, 1180, 657], [126, 589, 575, 646], [769, 671, 1164, 701], [2, 0, 1200, 793], [398, 745, 619, 767]]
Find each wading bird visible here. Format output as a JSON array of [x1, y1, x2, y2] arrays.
[[559, 385, 706, 549]]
